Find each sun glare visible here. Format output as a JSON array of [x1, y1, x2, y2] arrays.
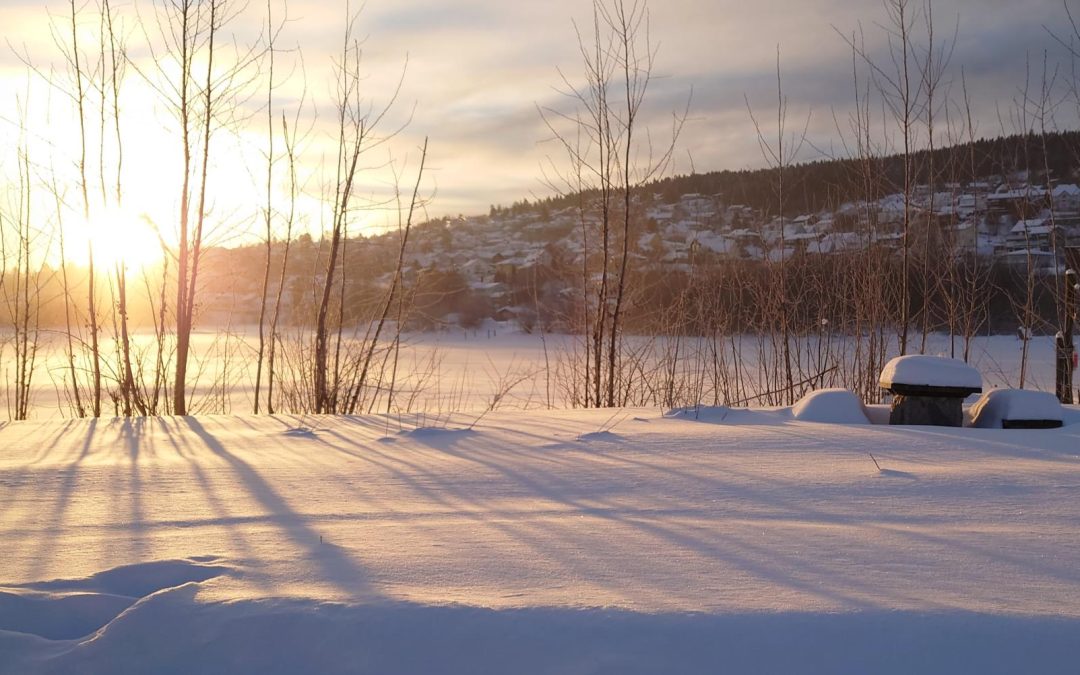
[[68, 207, 165, 271]]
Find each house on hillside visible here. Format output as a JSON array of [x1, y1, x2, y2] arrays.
[[986, 185, 1050, 222], [999, 218, 1063, 264], [724, 204, 756, 229], [875, 231, 904, 251], [928, 192, 980, 225], [694, 231, 734, 257], [1051, 184, 1080, 227], [875, 194, 907, 231], [727, 228, 764, 259]]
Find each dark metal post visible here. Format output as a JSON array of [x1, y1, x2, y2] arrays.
[[1058, 247, 1080, 404]]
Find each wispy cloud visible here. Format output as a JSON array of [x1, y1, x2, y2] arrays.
[[0, 0, 1074, 224]]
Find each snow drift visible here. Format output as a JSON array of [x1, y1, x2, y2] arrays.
[[2, 409, 1079, 673], [970, 388, 1064, 428]]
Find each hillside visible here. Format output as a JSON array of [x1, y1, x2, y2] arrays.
[[17, 131, 1079, 334], [515, 130, 1080, 218], [176, 131, 1080, 334]]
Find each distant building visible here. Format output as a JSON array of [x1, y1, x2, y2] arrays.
[[1003, 218, 1055, 255], [986, 185, 1050, 221]]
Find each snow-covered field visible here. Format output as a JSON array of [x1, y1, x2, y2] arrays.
[[1, 329, 1068, 418], [2, 403, 1080, 673]]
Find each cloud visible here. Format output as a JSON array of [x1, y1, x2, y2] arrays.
[[0, 0, 1076, 225]]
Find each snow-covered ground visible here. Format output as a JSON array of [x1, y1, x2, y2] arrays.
[[2, 405, 1080, 673]]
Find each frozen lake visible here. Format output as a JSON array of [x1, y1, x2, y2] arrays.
[[0, 328, 1068, 420]]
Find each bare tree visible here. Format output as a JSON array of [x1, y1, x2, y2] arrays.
[[747, 48, 811, 403], [843, 1, 928, 355], [541, 0, 685, 407], [253, 0, 284, 414], [2, 107, 45, 421], [312, 4, 409, 414], [133, 0, 260, 415], [65, 0, 105, 416]]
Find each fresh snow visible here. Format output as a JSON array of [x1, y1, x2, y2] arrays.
[[1, 408, 1080, 673], [970, 388, 1064, 428], [879, 354, 984, 390], [791, 388, 870, 424]]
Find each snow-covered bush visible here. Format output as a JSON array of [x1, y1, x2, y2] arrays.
[[792, 389, 870, 424]]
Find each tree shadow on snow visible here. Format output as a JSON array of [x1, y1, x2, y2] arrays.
[[180, 418, 379, 601]]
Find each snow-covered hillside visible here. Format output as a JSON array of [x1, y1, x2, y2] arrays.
[[2, 407, 1080, 673]]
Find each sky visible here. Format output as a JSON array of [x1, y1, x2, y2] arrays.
[[0, 0, 1077, 250], [360, 0, 1078, 213]]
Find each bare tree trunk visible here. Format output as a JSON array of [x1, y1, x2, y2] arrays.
[[267, 111, 299, 415], [254, 0, 277, 414], [896, 1, 914, 356], [6, 135, 43, 421], [314, 19, 354, 413], [606, 1, 638, 407], [67, 0, 103, 416], [171, 0, 197, 416], [49, 175, 86, 418], [747, 49, 809, 403], [179, 0, 221, 415]]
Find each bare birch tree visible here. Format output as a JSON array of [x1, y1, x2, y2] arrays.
[[541, 0, 685, 407]]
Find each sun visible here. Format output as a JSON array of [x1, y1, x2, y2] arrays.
[[67, 206, 165, 271]]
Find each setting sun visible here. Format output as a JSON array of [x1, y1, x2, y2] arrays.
[[68, 206, 165, 271]]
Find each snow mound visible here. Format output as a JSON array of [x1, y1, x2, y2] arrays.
[[792, 389, 870, 424], [864, 404, 892, 425], [7, 576, 1080, 675], [6, 594, 1080, 675], [0, 558, 230, 645], [970, 389, 1064, 429], [0, 588, 134, 640], [879, 355, 982, 390], [22, 557, 229, 598]]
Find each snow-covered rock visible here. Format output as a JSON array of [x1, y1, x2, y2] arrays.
[[791, 388, 870, 424], [969, 388, 1064, 429]]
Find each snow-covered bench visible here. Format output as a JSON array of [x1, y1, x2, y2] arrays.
[[879, 355, 982, 427], [969, 389, 1064, 429]]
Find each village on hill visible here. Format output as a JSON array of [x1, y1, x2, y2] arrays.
[[199, 169, 1080, 330]]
